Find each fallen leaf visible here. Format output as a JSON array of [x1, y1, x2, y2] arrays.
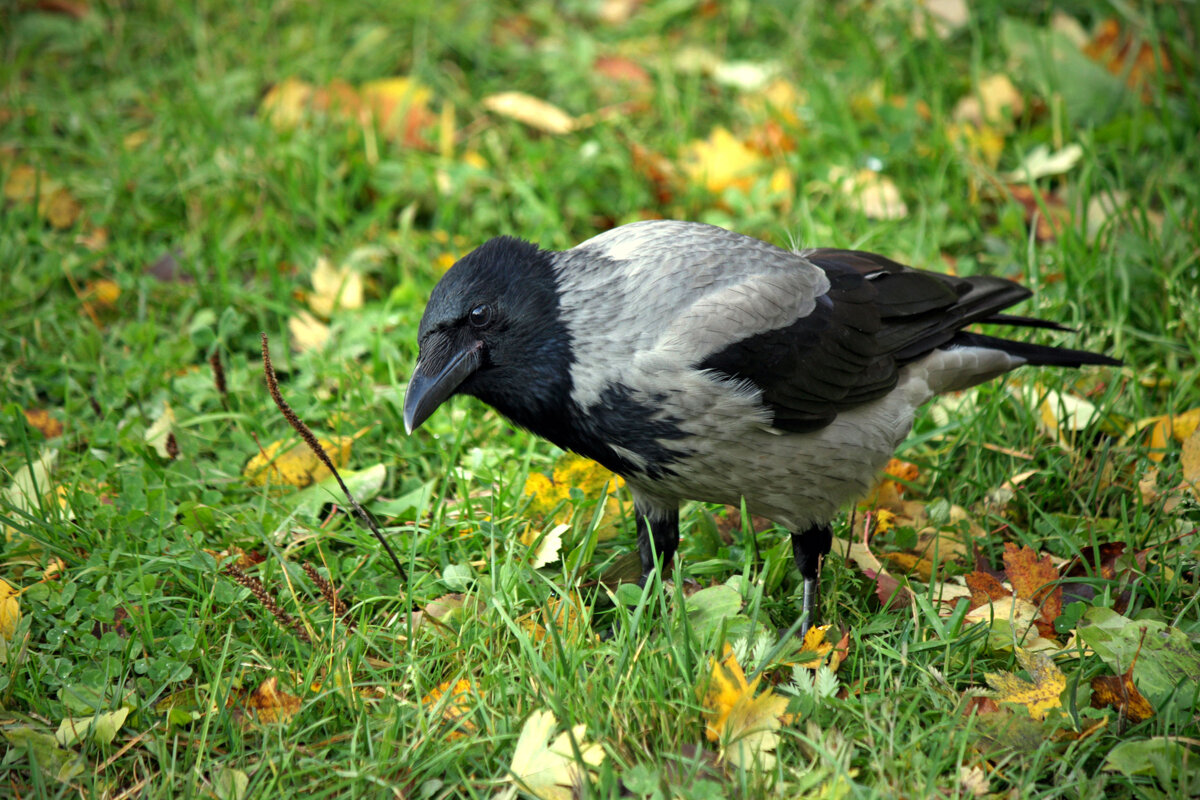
[[260, 77, 317, 130], [308, 257, 364, 317], [681, 127, 763, 195], [483, 91, 577, 135], [24, 409, 63, 439], [911, 0, 969, 40], [0, 579, 20, 639], [1103, 738, 1194, 778], [288, 310, 331, 353], [958, 765, 990, 797], [244, 434, 356, 488], [42, 187, 81, 229], [698, 646, 791, 768], [1002, 543, 1063, 635], [1180, 427, 1200, 497], [421, 678, 477, 736], [953, 74, 1024, 128], [834, 168, 908, 220], [244, 676, 300, 724], [1083, 18, 1171, 96], [522, 453, 627, 542], [54, 707, 130, 747], [361, 76, 435, 147], [506, 709, 605, 800], [984, 648, 1066, 720], [1091, 666, 1154, 722], [1002, 144, 1084, 183], [521, 523, 567, 569], [144, 402, 176, 459]]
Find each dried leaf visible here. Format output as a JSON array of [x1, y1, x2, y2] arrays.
[[484, 91, 577, 135], [288, 310, 331, 353], [698, 646, 791, 768], [1083, 18, 1171, 95], [911, 0, 969, 40], [144, 401, 176, 459], [0, 579, 20, 639], [308, 257, 364, 316], [521, 523, 567, 569], [24, 409, 63, 439], [984, 648, 1066, 720], [1091, 666, 1154, 722], [1001, 144, 1084, 183], [953, 74, 1024, 127], [834, 168, 908, 220], [361, 76, 434, 147], [243, 435, 355, 488], [1002, 543, 1062, 634], [421, 678, 477, 736], [1180, 427, 1200, 497], [681, 127, 764, 195], [507, 710, 605, 800], [244, 677, 300, 724]]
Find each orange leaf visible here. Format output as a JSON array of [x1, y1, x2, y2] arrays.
[[965, 571, 1011, 611], [1090, 667, 1154, 722], [245, 677, 301, 724], [24, 409, 63, 439], [1002, 543, 1063, 633]]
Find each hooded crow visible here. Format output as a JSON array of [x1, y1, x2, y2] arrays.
[[404, 220, 1120, 633]]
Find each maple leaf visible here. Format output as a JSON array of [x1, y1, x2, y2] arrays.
[[984, 648, 1066, 720], [698, 646, 792, 768], [522, 453, 627, 543], [1002, 543, 1063, 635], [505, 710, 605, 800]]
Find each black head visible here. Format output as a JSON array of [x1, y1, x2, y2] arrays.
[[404, 236, 573, 433]]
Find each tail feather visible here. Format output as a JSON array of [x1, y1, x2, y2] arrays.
[[952, 331, 1123, 368]]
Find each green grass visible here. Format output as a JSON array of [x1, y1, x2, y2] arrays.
[[2, 0, 1199, 797]]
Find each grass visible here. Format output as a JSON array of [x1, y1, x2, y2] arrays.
[[2, 0, 1199, 797]]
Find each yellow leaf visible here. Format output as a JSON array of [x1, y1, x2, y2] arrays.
[[523, 454, 627, 541], [288, 310, 331, 353], [1001, 144, 1084, 183], [4, 164, 44, 202], [42, 187, 82, 229], [953, 74, 1024, 128], [260, 77, 316, 130], [698, 647, 791, 768], [308, 257, 364, 317], [483, 91, 577, 135], [244, 677, 301, 724], [834, 168, 908, 220], [0, 579, 21, 640], [421, 678, 477, 736], [507, 710, 605, 800], [1180, 427, 1200, 497], [681, 127, 763, 195], [243, 435, 355, 488], [984, 648, 1066, 720]]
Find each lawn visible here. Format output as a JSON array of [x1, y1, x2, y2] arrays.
[[2, 0, 1198, 797]]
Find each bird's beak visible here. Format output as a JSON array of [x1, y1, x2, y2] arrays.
[[403, 338, 483, 434]]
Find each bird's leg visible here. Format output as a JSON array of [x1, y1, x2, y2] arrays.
[[635, 504, 680, 588], [791, 523, 833, 637]]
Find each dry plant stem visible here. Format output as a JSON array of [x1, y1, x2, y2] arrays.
[[303, 561, 357, 629], [224, 563, 312, 644], [210, 350, 228, 407], [260, 333, 408, 580]]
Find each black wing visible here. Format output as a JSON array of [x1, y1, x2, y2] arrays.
[[694, 249, 1033, 432]]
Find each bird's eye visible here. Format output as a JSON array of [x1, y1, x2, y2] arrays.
[[468, 304, 493, 328]]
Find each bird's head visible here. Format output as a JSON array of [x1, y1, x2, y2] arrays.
[[403, 236, 573, 434]]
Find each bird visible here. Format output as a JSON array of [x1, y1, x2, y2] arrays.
[[403, 220, 1120, 634]]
